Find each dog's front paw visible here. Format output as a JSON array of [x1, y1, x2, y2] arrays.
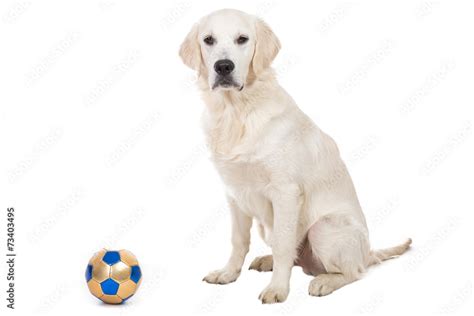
[[258, 284, 289, 304], [203, 269, 240, 285]]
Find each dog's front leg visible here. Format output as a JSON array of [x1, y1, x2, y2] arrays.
[[203, 197, 252, 284], [259, 187, 301, 303]]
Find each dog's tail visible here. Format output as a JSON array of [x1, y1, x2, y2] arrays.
[[368, 238, 412, 266]]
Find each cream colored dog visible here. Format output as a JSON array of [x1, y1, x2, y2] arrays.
[[179, 9, 411, 304]]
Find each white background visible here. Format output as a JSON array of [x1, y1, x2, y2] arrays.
[[1, 0, 473, 315]]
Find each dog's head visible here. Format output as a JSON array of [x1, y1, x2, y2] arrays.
[[179, 9, 280, 92]]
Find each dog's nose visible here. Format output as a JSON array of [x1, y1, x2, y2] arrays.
[[214, 59, 235, 75]]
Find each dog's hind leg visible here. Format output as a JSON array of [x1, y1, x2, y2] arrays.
[[305, 213, 370, 296]]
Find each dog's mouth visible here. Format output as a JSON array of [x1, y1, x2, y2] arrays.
[[212, 76, 243, 91]]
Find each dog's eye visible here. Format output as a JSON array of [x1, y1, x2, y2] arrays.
[[203, 36, 215, 45], [236, 35, 249, 45]]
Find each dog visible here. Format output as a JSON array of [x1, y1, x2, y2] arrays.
[[179, 9, 411, 304]]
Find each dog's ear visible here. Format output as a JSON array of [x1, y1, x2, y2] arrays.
[[179, 23, 202, 71], [252, 18, 281, 75]]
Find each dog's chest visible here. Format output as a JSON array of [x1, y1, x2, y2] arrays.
[[202, 101, 277, 216], [215, 159, 273, 222], [213, 158, 270, 189], [203, 104, 268, 162]]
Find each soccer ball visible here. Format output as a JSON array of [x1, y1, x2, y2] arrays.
[[85, 249, 142, 304]]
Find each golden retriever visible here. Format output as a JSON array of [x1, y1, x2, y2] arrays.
[[179, 8, 411, 304]]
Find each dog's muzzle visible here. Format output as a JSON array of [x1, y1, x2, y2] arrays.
[[212, 59, 243, 91]]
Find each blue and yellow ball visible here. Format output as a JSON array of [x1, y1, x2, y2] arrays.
[[85, 249, 142, 304]]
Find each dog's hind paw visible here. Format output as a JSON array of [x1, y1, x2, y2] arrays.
[[249, 255, 273, 272]]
